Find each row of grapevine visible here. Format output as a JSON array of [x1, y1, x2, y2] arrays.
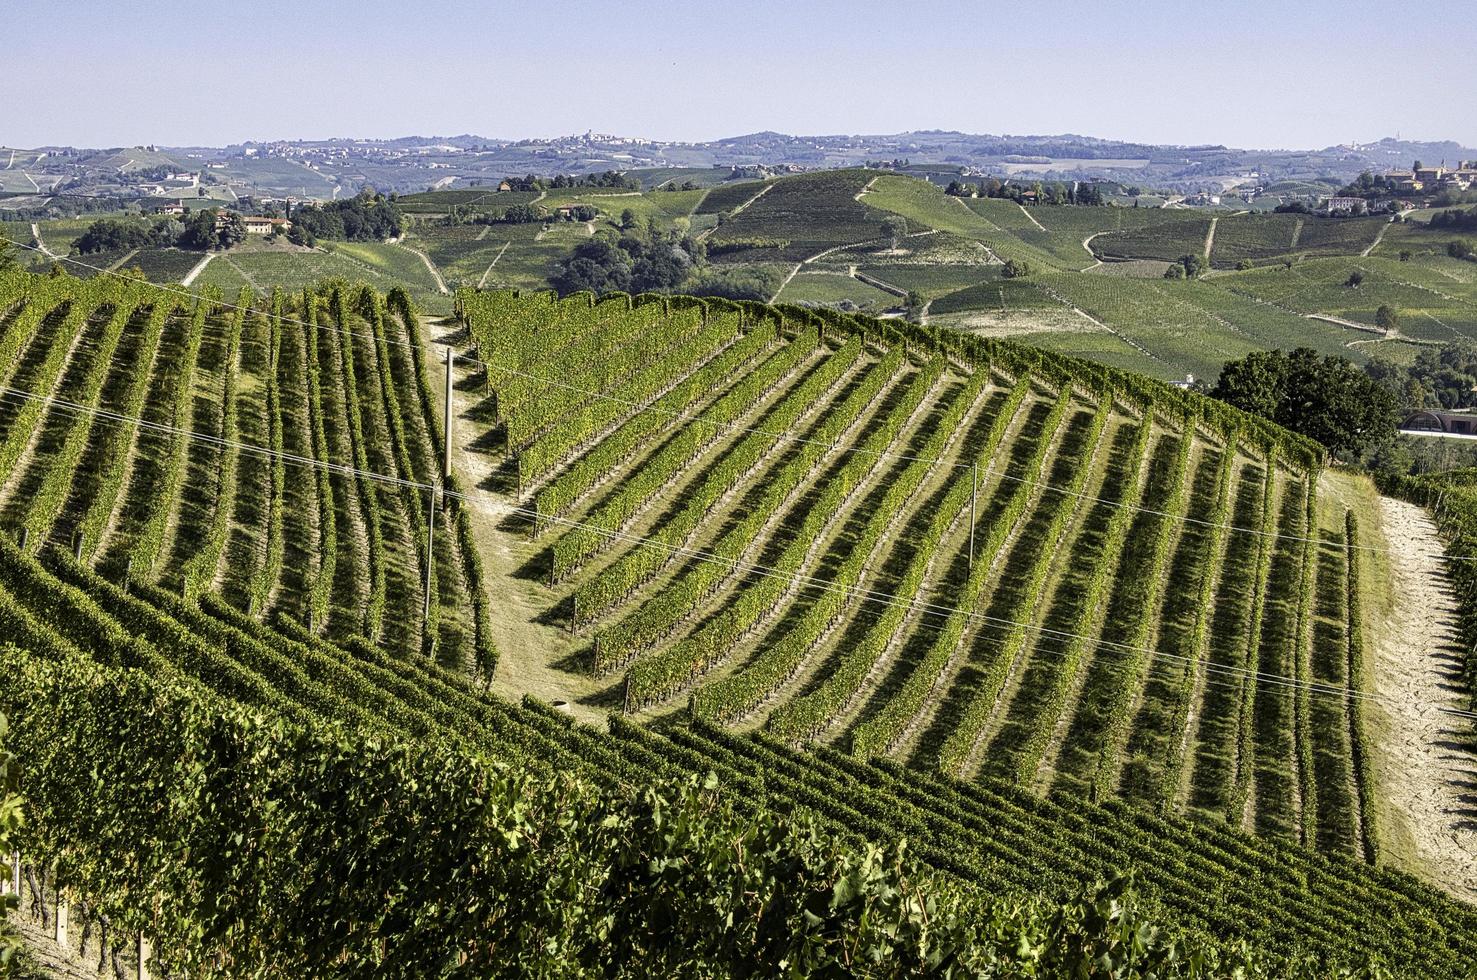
[[596, 346, 904, 675], [530, 319, 776, 527], [299, 294, 339, 629], [515, 311, 740, 488], [550, 326, 819, 586], [1343, 511, 1379, 864], [575, 333, 864, 629], [933, 394, 1104, 774], [763, 372, 999, 742], [180, 291, 249, 601], [622, 351, 939, 704], [247, 291, 287, 616]]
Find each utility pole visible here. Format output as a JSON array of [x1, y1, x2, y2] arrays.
[[969, 463, 978, 571], [423, 486, 435, 626], [443, 345, 454, 505]]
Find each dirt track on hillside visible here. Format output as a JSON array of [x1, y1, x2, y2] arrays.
[[1372, 496, 1477, 901]]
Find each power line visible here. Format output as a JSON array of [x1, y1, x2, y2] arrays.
[[4, 383, 1475, 726]]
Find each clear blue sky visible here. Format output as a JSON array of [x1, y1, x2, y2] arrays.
[[8, 0, 1474, 150]]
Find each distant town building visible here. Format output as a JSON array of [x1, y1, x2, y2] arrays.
[[153, 201, 188, 215], [496, 179, 514, 192], [240, 216, 291, 234], [1325, 197, 1366, 213]]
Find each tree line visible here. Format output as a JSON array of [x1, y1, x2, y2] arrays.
[[945, 178, 1107, 205]]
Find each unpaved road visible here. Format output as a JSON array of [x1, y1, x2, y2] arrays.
[[1371, 496, 1477, 901]]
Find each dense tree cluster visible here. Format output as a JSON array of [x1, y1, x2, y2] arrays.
[[287, 191, 403, 245], [1211, 348, 1399, 460], [1367, 342, 1477, 410], [551, 228, 705, 296], [945, 178, 1106, 205], [1430, 207, 1477, 232], [73, 210, 245, 253], [684, 265, 781, 300], [1163, 254, 1208, 279], [500, 171, 640, 193]]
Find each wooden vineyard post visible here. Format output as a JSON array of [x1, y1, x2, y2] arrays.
[[969, 463, 978, 571], [443, 345, 454, 510], [54, 880, 68, 949], [423, 486, 435, 628], [138, 934, 153, 980], [3, 851, 16, 897]]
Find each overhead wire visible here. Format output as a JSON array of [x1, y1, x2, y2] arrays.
[[3, 382, 1475, 726], [4, 233, 1472, 565]]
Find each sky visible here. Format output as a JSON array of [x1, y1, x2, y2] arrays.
[[6, 0, 1475, 150]]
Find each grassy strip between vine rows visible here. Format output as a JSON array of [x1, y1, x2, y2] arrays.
[[532, 318, 776, 526], [572, 331, 856, 624], [763, 372, 998, 743], [598, 347, 902, 676], [935, 394, 1104, 775], [552, 326, 818, 584], [623, 351, 934, 706]]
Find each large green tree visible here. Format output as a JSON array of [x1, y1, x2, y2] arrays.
[[1212, 348, 1399, 459]]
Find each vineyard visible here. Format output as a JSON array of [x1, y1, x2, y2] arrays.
[[0, 270, 491, 675], [456, 286, 1409, 869], [0, 265, 1473, 972], [2, 512, 1477, 974]]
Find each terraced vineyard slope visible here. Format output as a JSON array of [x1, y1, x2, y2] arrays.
[[456, 288, 1401, 868], [0, 270, 493, 673]]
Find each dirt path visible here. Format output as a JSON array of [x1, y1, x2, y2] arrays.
[[397, 242, 448, 294], [30, 222, 56, 259], [180, 251, 214, 286], [476, 241, 511, 289], [1080, 232, 1103, 271], [1362, 216, 1394, 257], [1016, 202, 1046, 232], [1203, 216, 1219, 261], [1370, 496, 1477, 901]]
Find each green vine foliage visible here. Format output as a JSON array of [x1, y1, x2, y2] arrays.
[[2, 646, 1270, 979], [0, 712, 20, 975]]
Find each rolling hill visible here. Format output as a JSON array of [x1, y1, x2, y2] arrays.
[[2, 268, 1475, 975]]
